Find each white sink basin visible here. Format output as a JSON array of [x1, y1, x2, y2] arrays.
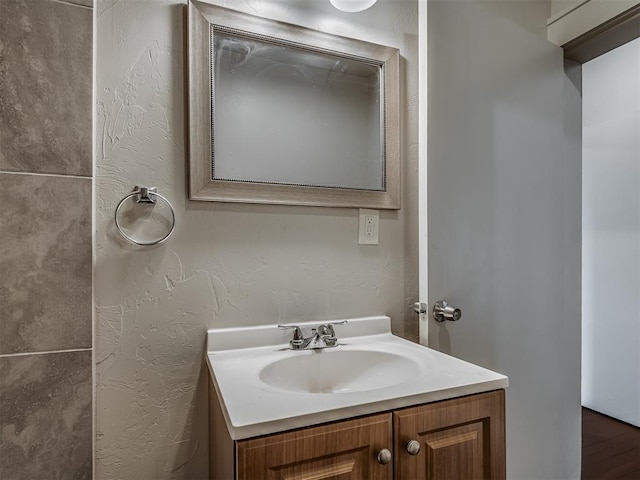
[[206, 316, 508, 439], [259, 349, 423, 394]]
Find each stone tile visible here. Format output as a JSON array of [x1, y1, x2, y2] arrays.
[[63, 0, 94, 7], [0, 350, 92, 480], [0, 174, 92, 354], [0, 0, 92, 176]]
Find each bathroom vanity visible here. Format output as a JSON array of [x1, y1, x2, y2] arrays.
[[206, 317, 508, 479]]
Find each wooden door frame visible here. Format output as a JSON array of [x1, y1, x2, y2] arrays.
[[418, 0, 429, 346], [562, 3, 640, 63]]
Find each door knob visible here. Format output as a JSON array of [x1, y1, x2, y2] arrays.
[[377, 448, 392, 465], [406, 440, 421, 455], [433, 301, 462, 322]]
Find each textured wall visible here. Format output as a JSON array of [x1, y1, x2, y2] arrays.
[[0, 0, 93, 478], [582, 37, 640, 427], [95, 0, 419, 478]]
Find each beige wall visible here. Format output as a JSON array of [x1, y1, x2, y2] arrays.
[[550, 0, 579, 17], [95, 0, 418, 477], [582, 37, 640, 427]]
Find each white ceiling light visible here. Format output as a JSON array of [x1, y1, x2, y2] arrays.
[[329, 0, 377, 13]]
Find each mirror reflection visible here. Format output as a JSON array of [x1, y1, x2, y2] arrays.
[[212, 30, 385, 191]]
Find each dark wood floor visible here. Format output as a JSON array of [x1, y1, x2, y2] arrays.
[[582, 407, 640, 479]]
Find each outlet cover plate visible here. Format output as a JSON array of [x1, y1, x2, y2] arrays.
[[358, 208, 379, 245]]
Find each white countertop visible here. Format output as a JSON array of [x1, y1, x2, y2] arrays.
[[206, 316, 508, 440]]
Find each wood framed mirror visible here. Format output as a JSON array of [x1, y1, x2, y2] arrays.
[[188, 1, 401, 209]]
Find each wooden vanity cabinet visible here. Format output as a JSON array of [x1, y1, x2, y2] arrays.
[[393, 390, 505, 480], [211, 389, 505, 480], [237, 414, 392, 480]]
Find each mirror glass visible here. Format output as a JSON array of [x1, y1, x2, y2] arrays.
[[212, 30, 385, 191]]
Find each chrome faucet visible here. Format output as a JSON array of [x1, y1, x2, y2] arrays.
[[278, 321, 347, 350]]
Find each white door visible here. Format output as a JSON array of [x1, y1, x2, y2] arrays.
[[421, 1, 582, 479], [582, 38, 640, 427]]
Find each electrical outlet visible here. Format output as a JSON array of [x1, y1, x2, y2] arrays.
[[365, 215, 375, 236], [358, 209, 379, 245]]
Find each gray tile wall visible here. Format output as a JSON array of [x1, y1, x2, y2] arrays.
[[0, 0, 93, 478], [0, 175, 92, 354], [0, 351, 93, 479]]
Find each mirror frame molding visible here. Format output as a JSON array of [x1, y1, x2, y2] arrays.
[[188, 0, 401, 209]]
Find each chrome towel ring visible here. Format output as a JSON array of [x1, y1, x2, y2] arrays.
[[114, 186, 176, 246]]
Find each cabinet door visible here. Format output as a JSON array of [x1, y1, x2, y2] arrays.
[[237, 413, 393, 480], [394, 390, 505, 480]]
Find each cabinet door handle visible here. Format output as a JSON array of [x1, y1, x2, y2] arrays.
[[377, 448, 392, 465], [406, 440, 421, 455]]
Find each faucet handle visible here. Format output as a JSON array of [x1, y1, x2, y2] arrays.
[[325, 320, 347, 337], [278, 324, 304, 348], [316, 325, 330, 336]]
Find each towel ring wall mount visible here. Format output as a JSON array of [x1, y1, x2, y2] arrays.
[[114, 186, 176, 246]]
